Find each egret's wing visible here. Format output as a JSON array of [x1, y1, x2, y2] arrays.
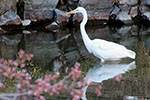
[[93, 39, 126, 50]]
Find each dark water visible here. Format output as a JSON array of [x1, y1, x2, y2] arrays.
[[0, 25, 150, 100]]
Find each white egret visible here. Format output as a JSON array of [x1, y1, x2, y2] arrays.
[[65, 7, 136, 62]]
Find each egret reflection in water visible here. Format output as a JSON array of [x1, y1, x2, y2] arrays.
[[82, 61, 136, 100]]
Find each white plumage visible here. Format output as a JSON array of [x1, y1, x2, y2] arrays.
[[65, 7, 136, 62]]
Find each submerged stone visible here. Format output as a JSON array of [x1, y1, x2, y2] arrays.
[[45, 22, 60, 31], [21, 19, 31, 26], [23, 30, 32, 34]]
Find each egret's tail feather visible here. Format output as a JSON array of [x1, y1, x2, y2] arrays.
[[127, 49, 136, 59]]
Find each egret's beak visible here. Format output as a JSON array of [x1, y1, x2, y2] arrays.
[[64, 10, 77, 15]]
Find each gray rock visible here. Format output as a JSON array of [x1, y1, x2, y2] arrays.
[[116, 12, 132, 24], [119, 0, 137, 5], [144, 0, 150, 5], [0, 12, 21, 26], [24, 0, 58, 21], [110, 6, 121, 16], [55, 9, 70, 24], [79, 0, 113, 21], [24, 10, 53, 21], [142, 12, 150, 20], [80, 0, 113, 10], [129, 6, 138, 18], [0, 0, 17, 15], [25, 0, 59, 10]]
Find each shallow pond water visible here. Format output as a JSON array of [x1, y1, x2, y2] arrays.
[[0, 25, 150, 100]]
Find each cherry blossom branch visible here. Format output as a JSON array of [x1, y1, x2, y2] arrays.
[[0, 91, 31, 100], [0, 50, 84, 100], [0, 50, 121, 100]]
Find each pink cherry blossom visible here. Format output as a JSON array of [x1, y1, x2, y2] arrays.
[[0, 58, 4, 63], [0, 50, 105, 100], [114, 74, 122, 83], [20, 63, 25, 68], [95, 84, 102, 96], [0, 82, 3, 88], [13, 61, 19, 67], [17, 83, 22, 88]]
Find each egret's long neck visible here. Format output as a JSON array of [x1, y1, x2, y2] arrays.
[[80, 9, 92, 53]]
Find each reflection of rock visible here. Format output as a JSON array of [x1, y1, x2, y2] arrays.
[[24, 32, 60, 68], [0, 28, 6, 34], [116, 26, 131, 36], [119, 36, 137, 50], [83, 26, 114, 41], [109, 26, 137, 49], [0, 34, 22, 59], [49, 54, 68, 72], [123, 96, 139, 100], [130, 25, 150, 36], [57, 33, 82, 64], [82, 61, 136, 100], [0, 44, 18, 59], [56, 34, 71, 43], [135, 41, 150, 66], [144, 36, 150, 48], [0, 35, 22, 46]]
